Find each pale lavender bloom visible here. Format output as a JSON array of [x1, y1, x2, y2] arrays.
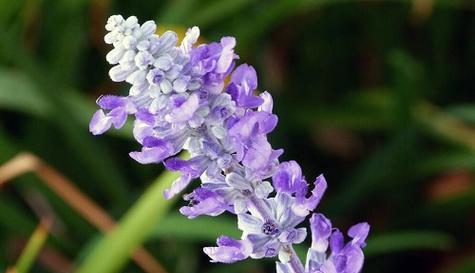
[[165, 93, 200, 123], [91, 15, 369, 273], [227, 64, 263, 108], [180, 187, 230, 218], [238, 193, 307, 259], [180, 171, 273, 216], [89, 95, 136, 135], [272, 162, 328, 217], [163, 155, 218, 199], [272, 161, 308, 198], [228, 111, 278, 142], [309, 214, 332, 252], [203, 236, 252, 263], [303, 216, 369, 273], [241, 134, 283, 180], [277, 216, 369, 273]]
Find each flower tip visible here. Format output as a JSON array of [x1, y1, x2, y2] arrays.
[[163, 189, 173, 200], [89, 110, 110, 135], [348, 222, 370, 247]]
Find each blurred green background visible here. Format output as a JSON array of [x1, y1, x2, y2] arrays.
[[1, 0, 475, 273]]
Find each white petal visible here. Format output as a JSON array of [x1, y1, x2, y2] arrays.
[[106, 47, 125, 64], [159, 79, 172, 93], [278, 249, 291, 264], [225, 172, 251, 191], [173, 77, 188, 93], [237, 214, 262, 234], [254, 181, 274, 199]]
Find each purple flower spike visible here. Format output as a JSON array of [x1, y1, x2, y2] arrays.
[[91, 15, 369, 273]]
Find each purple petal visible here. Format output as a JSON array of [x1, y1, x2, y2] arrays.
[[163, 174, 193, 199], [272, 161, 308, 197], [337, 246, 364, 273], [217, 236, 241, 247], [242, 135, 272, 172], [203, 237, 251, 264], [89, 110, 112, 135], [109, 107, 128, 129], [276, 262, 293, 273], [348, 222, 370, 248], [215, 37, 236, 73], [310, 213, 332, 252], [320, 260, 337, 273], [180, 197, 226, 218], [129, 145, 173, 164], [278, 227, 307, 244], [238, 94, 264, 108], [330, 230, 344, 253], [230, 64, 257, 90], [303, 174, 328, 211], [96, 95, 126, 109], [229, 111, 278, 140], [142, 136, 167, 148], [164, 156, 208, 178], [165, 93, 200, 123], [247, 234, 279, 258], [237, 213, 263, 234], [135, 109, 155, 123]]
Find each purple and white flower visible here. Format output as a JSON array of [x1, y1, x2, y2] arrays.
[[90, 15, 369, 273]]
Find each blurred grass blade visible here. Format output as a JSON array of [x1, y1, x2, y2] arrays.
[[389, 50, 424, 127], [364, 230, 455, 256], [151, 213, 240, 241], [0, 34, 132, 205], [0, 68, 51, 117], [416, 102, 475, 152], [417, 150, 475, 175], [326, 129, 420, 215], [75, 170, 179, 273], [0, 153, 164, 273], [14, 220, 50, 273], [448, 104, 475, 124]]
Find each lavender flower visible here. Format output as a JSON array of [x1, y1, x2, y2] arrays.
[[90, 15, 370, 273]]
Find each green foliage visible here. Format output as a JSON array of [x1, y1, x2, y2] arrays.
[[364, 230, 455, 256]]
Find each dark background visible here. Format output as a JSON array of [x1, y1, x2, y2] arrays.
[[0, 0, 474, 273]]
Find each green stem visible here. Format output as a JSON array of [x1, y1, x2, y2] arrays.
[[75, 170, 179, 273]]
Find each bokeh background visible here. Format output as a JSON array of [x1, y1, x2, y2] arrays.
[[1, 0, 475, 273]]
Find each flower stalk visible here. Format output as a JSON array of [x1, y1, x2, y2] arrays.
[[90, 15, 370, 273]]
